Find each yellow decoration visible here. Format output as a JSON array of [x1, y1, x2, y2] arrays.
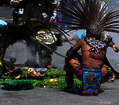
[[15, 75, 21, 79], [49, 78, 58, 82], [35, 29, 57, 45], [24, 67, 29, 70], [0, 60, 3, 66]]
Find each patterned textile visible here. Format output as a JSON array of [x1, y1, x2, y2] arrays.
[[80, 66, 102, 95], [85, 37, 106, 59]]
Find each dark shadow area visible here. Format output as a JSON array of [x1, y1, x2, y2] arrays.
[[61, 88, 104, 96], [1, 84, 34, 91]]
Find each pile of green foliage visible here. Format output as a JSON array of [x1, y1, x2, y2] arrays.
[[0, 68, 81, 90]]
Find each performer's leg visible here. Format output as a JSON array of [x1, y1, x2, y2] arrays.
[[37, 45, 53, 68], [64, 65, 74, 89], [25, 39, 39, 67]]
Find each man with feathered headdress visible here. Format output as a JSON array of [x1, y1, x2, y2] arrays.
[[62, 0, 119, 92]]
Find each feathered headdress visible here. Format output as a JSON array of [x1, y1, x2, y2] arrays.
[[61, 0, 119, 34]]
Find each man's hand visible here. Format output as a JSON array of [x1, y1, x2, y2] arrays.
[[112, 45, 119, 52], [69, 59, 79, 69]]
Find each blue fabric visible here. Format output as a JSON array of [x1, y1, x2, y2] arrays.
[[81, 66, 102, 94], [56, 10, 60, 18], [76, 30, 86, 40], [0, 20, 8, 28]]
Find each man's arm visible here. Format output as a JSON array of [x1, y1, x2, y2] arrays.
[[67, 40, 82, 59], [105, 35, 119, 52], [65, 40, 82, 69]]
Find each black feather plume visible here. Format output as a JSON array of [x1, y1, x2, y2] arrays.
[[61, 0, 119, 33]]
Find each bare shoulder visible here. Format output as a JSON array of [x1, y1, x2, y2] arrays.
[[77, 38, 85, 45], [72, 39, 84, 50]]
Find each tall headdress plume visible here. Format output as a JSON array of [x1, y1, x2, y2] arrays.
[[61, 0, 119, 34]]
